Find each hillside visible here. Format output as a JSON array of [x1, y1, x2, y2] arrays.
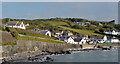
[[59, 26, 101, 36], [2, 31, 16, 43], [1, 18, 120, 41]]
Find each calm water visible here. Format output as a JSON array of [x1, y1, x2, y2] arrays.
[[48, 47, 119, 62]]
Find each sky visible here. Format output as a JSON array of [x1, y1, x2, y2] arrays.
[[2, 2, 118, 23], [1, 0, 120, 2]]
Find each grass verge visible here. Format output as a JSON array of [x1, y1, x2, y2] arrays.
[[17, 36, 64, 44]]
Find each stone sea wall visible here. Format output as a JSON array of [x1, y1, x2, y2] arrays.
[[2, 40, 83, 57]]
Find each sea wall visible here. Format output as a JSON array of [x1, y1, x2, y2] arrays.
[[2, 40, 82, 57]]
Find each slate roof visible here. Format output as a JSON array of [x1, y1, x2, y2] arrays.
[[104, 30, 119, 32], [90, 35, 104, 40], [6, 21, 18, 26], [62, 31, 72, 35], [74, 37, 82, 42], [16, 22, 22, 26], [76, 34, 86, 37], [77, 22, 85, 24], [39, 31, 48, 34]]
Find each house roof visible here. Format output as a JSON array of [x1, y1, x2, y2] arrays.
[[62, 31, 72, 35], [76, 34, 86, 37], [6, 21, 18, 26], [90, 35, 104, 40], [16, 22, 22, 26], [77, 22, 85, 23], [59, 36, 73, 40], [6, 21, 23, 26], [104, 30, 119, 32], [74, 37, 82, 42], [39, 30, 49, 34]]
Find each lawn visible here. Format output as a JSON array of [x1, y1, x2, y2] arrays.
[[59, 26, 101, 36], [19, 32, 56, 39], [17, 36, 65, 44]]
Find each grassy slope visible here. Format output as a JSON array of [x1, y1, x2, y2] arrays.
[[17, 36, 64, 44], [44, 21, 69, 26], [19, 32, 56, 39], [2, 31, 16, 43], [59, 26, 101, 36]]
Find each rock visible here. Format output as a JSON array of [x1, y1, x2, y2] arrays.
[[102, 48, 110, 50], [45, 57, 54, 62], [65, 51, 71, 54]]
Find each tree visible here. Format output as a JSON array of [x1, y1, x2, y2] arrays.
[[99, 28, 105, 32]]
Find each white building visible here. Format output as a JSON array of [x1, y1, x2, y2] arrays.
[[79, 37, 87, 44], [90, 35, 108, 44], [5, 21, 26, 29], [39, 30, 51, 37], [110, 38, 120, 43], [65, 37, 75, 44], [104, 30, 119, 35], [103, 36, 107, 41], [55, 31, 63, 37]]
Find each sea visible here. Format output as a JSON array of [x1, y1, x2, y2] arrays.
[[48, 47, 119, 62]]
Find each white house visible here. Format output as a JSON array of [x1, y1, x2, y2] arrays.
[[90, 35, 108, 43], [61, 36, 87, 44], [104, 30, 118, 35], [76, 22, 85, 26], [55, 31, 63, 37], [103, 35, 107, 41], [65, 37, 75, 44], [110, 37, 120, 43], [5, 21, 26, 29], [111, 30, 118, 35], [79, 37, 87, 44], [39, 30, 51, 37]]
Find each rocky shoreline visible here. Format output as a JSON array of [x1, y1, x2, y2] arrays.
[[2, 47, 113, 63], [1, 43, 120, 64]]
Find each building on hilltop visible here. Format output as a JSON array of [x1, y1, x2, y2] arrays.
[[5, 21, 26, 29]]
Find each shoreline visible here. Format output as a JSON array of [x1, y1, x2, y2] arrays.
[[2, 44, 119, 63], [2, 44, 120, 63]]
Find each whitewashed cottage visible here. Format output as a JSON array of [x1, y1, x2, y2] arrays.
[[64, 37, 75, 44], [110, 37, 120, 43], [39, 30, 51, 37], [104, 30, 118, 35], [5, 21, 26, 29]]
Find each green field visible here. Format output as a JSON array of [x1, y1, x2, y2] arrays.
[[59, 26, 101, 36], [17, 36, 65, 44], [19, 32, 56, 39], [44, 21, 69, 26]]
